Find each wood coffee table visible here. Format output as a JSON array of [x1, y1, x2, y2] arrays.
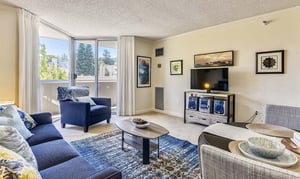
[[115, 119, 169, 164]]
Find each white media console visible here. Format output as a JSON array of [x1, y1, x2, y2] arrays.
[[184, 91, 235, 125]]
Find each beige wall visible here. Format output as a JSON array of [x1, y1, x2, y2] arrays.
[[135, 37, 154, 114], [152, 7, 300, 122], [0, 4, 18, 104]]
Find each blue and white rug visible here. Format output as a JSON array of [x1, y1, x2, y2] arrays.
[[70, 130, 201, 179]]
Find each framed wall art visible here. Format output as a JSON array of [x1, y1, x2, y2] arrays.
[[137, 56, 151, 88], [194, 50, 234, 67], [170, 60, 183, 75], [256, 50, 284, 74]]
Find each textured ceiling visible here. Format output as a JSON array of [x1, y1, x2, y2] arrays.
[[2, 0, 300, 40]]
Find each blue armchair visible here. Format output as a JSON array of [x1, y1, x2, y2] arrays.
[[57, 86, 111, 132]]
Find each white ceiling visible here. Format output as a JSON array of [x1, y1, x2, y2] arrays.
[[2, 0, 300, 40]]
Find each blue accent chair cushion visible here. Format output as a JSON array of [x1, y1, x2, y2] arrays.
[[57, 86, 112, 132]]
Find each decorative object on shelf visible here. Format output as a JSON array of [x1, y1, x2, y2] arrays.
[[247, 137, 285, 159], [170, 60, 183, 75], [137, 56, 151, 88], [194, 50, 234, 67], [155, 48, 164, 57], [213, 99, 227, 115], [256, 50, 284, 74]]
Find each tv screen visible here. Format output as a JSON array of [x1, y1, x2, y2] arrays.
[[191, 68, 228, 91]]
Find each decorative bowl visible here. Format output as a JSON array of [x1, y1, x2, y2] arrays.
[[132, 118, 150, 129], [247, 137, 285, 159]]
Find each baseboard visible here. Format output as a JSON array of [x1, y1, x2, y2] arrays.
[[135, 108, 153, 115], [153, 109, 183, 118]]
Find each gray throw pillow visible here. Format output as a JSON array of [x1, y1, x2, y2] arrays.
[[0, 126, 38, 169], [0, 105, 33, 139]]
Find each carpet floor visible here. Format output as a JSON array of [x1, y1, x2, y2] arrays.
[[70, 130, 201, 179]]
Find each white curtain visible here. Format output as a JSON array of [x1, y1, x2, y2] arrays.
[[117, 36, 135, 116], [18, 9, 40, 113]]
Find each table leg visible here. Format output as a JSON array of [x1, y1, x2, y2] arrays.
[[121, 131, 124, 150], [158, 138, 160, 158], [143, 138, 150, 164]]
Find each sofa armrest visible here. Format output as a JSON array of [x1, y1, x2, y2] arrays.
[[86, 167, 122, 179], [60, 101, 90, 125], [92, 97, 111, 107], [30, 112, 52, 125]]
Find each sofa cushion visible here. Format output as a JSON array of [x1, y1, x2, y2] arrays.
[[90, 105, 108, 116], [40, 156, 97, 179], [27, 123, 63, 146], [0, 105, 33, 139], [31, 139, 79, 170], [0, 126, 38, 169]]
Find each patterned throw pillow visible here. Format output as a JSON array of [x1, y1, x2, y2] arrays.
[[0, 126, 38, 169], [0, 105, 33, 139], [0, 145, 40, 179], [16, 107, 37, 129], [0, 105, 37, 129]]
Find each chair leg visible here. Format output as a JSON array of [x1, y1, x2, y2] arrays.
[[61, 123, 65, 128], [107, 118, 110, 123], [84, 126, 88, 133]]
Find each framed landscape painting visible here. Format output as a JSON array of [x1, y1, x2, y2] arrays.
[[256, 50, 284, 74], [194, 50, 234, 67], [137, 56, 151, 88]]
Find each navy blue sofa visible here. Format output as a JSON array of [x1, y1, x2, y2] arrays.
[[27, 112, 122, 179]]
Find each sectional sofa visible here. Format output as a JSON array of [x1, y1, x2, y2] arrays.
[[28, 112, 122, 179]]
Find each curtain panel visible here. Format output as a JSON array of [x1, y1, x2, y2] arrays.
[[18, 9, 40, 113], [117, 36, 135, 116]]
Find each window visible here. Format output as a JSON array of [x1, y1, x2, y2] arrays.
[[39, 24, 70, 81]]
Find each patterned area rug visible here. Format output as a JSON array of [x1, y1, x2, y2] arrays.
[[70, 130, 201, 178]]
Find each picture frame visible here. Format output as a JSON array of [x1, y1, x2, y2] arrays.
[[256, 50, 284, 74], [194, 50, 234, 67], [137, 56, 151, 88], [170, 60, 183, 75]]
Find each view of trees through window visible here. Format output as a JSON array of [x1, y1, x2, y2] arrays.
[[39, 37, 69, 80]]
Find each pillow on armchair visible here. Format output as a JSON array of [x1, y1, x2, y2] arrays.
[[76, 96, 96, 106]]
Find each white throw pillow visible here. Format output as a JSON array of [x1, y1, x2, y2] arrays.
[[0, 105, 33, 139], [0, 126, 38, 169], [76, 96, 96, 106]]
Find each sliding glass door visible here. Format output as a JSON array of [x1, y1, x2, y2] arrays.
[[97, 40, 118, 108], [74, 40, 96, 95], [74, 39, 118, 108]]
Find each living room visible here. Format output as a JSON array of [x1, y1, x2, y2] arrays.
[[1, 1, 300, 179]]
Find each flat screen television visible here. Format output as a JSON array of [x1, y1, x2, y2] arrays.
[[190, 68, 228, 91]]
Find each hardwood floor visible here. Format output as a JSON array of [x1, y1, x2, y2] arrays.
[[53, 112, 206, 145]]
